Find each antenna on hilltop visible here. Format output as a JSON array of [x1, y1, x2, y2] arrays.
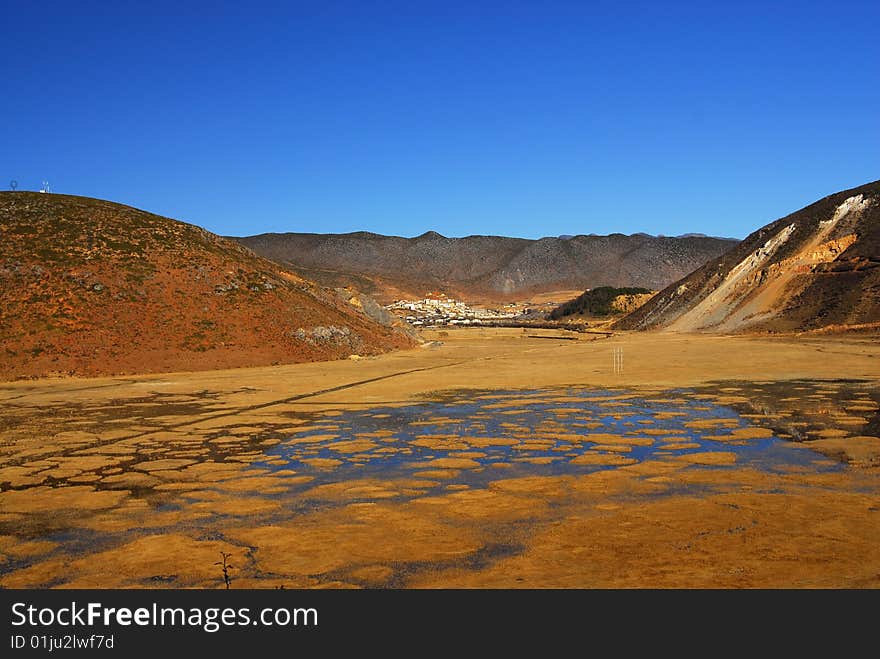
[[9, 180, 17, 191], [39, 180, 50, 193]]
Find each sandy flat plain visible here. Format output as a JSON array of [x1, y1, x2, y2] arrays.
[[1, 328, 878, 588]]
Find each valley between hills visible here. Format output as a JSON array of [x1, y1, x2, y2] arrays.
[[1, 181, 878, 588]]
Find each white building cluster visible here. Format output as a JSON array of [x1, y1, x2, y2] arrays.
[[386, 292, 522, 327]]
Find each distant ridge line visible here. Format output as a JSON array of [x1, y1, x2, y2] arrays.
[[232, 230, 737, 300]]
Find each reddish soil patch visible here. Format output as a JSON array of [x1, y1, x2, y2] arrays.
[[0, 193, 414, 379]]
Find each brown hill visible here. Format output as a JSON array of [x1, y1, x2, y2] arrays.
[[231, 231, 737, 302], [548, 287, 655, 320], [0, 193, 414, 379], [614, 180, 880, 333]]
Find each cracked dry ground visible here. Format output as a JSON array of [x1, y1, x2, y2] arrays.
[[1, 329, 879, 588]]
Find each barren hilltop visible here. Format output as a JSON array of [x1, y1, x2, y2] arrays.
[[232, 230, 737, 302], [0, 193, 414, 379], [615, 180, 880, 333]]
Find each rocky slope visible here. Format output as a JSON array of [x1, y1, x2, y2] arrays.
[[232, 231, 737, 302], [614, 180, 880, 333], [0, 193, 414, 379]]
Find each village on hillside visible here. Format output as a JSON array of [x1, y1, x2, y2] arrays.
[[385, 292, 530, 327]]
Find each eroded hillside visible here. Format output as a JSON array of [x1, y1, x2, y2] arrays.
[[615, 180, 880, 333]]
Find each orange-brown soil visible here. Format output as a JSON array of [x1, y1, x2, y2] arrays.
[[0, 193, 414, 379]]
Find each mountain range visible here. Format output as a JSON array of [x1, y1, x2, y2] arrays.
[[232, 231, 738, 302]]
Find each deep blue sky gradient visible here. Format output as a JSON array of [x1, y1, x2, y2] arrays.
[[2, 1, 878, 239]]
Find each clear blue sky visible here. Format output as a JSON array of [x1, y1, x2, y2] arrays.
[[2, 1, 878, 239]]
